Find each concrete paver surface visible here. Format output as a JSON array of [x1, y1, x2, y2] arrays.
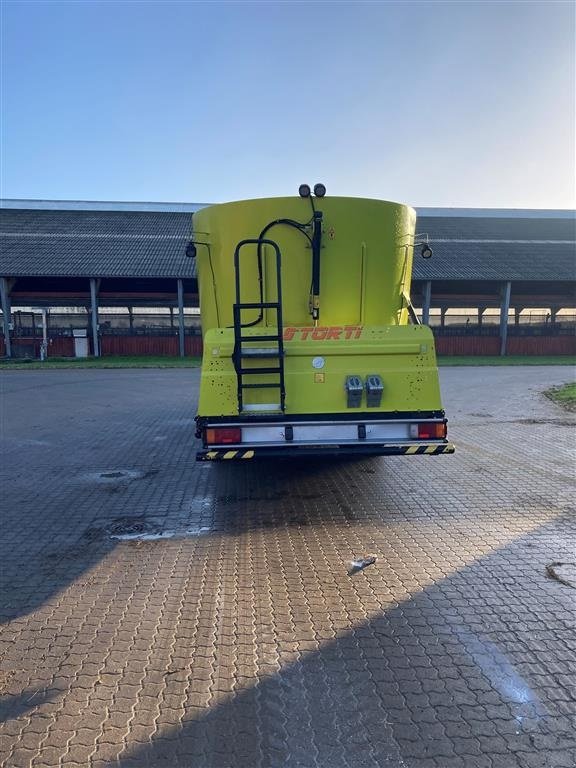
[[0, 366, 574, 768]]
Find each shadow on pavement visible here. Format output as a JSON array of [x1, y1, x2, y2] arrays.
[[0, 453, 375, 622], [108, 516, 575, 768], [0, 686, 59, 723]]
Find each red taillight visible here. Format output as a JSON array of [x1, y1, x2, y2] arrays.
[[205, 427, 242, 444], [422, 422, 447, 439], [415, 422, 447, 440]]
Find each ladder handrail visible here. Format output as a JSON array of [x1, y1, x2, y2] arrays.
[[233, 238, 281, 312], [232, 238, 285, 413]]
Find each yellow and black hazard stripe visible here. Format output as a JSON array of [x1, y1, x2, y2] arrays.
[[196, 443, 455, 461], [202, 449, 255, 461], [403, 443, 455, 455]]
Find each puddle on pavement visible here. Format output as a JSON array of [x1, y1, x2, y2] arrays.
[[107, 517, 160, 537], [110, 526, 212, 541], [104, 494, 215, 541], [82, 469, 146, 484]]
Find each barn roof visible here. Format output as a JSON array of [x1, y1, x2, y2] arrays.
[[1, 202, 574, 282], [0, 209, 195, 278]]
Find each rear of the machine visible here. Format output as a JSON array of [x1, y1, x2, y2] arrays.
[[189, 186, 454, 460]]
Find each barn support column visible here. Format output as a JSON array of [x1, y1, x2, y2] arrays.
[[128, 306, 134, 331], [90, 278, 100, 357], [551, 308, 558, 324], [440, 307, 447, 327], [0, 277, 13, 358], [40, 309, 48, 360], [422, 281, 432, 325], [514, 308, 521, 325], [478, 306, 485, 327], [500, 281, 512, 356], [177, 279, 185, 358]]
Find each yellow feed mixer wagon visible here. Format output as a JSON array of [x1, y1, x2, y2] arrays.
[[188, 184, 454, 461]]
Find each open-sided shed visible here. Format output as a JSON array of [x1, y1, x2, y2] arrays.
[[1, 200, 574, 357]]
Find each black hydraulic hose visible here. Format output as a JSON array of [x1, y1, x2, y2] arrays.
[[239, 217, 313, 328], [310, 211, 323, 321]]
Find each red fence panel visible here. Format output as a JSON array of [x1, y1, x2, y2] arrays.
[[49, 337, 75, 357], [100, 335, 203, 357], [507, 335, 576, 355], [1, 332, 573, 359], [435, 334, 575, 356], [434, 336, 501, 356]]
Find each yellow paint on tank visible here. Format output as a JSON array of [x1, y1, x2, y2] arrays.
[[193, 196, 416, 332], [192, 195, 443, 418]]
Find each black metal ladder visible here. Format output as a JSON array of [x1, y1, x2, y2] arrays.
[[232, 238, 286, 414]]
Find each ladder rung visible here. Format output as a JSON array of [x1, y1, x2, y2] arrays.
[[240, 334, 282, 342], [236, 302, 280, 310], [240, 349, 282, 358], [239, 366, 282, 375], [240, 383, 283, 390]]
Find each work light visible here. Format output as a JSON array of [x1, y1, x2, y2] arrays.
[[421, 244, 433, 259]]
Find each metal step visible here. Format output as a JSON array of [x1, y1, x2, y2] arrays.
[[242, 403, 282, 413]]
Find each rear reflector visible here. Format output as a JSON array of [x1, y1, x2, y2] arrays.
[[206, 427, 242, 444], [410, 422, 447, 440]]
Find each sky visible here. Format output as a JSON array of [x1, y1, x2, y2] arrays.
[[1, 0, 574, 209]]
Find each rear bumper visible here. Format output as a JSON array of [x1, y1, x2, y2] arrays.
[[197, 442, 455, 461]]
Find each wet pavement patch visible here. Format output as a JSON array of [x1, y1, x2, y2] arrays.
[[96, 515, 212, 542], [82, 469, 146, 484], [107, 516, 161, 537], [110, 525, 211, 541]]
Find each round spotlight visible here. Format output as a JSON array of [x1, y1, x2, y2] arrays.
[[313, 183, 326, 198], [421, 244, 433, 259], [298, 184, 311, 198], [185, 242, 197, 258]]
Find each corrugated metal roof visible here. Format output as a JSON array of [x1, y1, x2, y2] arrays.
[[413, 241, 575, 281], [3, 199, 574, 218], [0, 209, 196, 278], [418, 215, 575, 241], [1, 205, 574, 282], [0, 199, 207, 212], [416, 207, 575, 219]]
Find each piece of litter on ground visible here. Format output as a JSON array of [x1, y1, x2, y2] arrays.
[[545, 562, 576, 589], [349, 555, 377, 575]]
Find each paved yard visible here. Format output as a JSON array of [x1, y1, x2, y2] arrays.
[[0, 367, 574, 768]]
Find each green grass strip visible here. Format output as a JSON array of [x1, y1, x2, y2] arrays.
[[0, 355, 202, 370], [438, 356, 576, 366], [1, 354, 574, 370], [544, 382, 576, 412]]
